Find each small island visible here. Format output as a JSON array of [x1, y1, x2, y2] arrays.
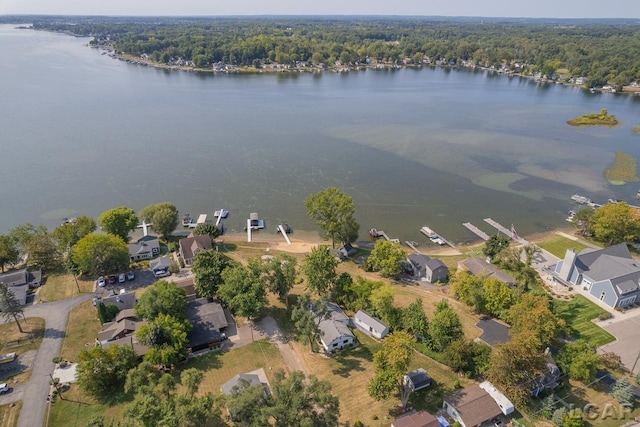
[[632, 126, 640, 133], [567, 109, 619, 126], [605, 151, 640, 185]]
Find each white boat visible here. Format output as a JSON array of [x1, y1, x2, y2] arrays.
[[430, 237, 446, 245], [571, 194, 591, 204], [420, 226, 438, 238], [214, 209, 229, 218]]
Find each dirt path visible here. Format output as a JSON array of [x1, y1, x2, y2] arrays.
[[254, 317, 306, 374]]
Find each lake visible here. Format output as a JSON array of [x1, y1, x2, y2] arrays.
[[2, 24, 640, 244]]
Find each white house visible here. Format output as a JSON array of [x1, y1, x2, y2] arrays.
[[353, 310, 389, 339], [128, 235, 160, 261], [318, 303, 355, 353]]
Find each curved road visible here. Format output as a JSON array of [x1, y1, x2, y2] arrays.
[[0, 294, 94, 427]]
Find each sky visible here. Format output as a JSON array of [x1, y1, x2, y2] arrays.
[[2, 0, 640, 19]]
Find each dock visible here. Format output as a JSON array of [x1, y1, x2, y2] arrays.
[[214, 209, 227, 227], [418, 226, 461, 253], [404, 241, 422, 254], [189, 214, 208, 228], [483, 218, 529, 245], [463, 222, 490, 241], [277, 224, 291, 245], [371, 229, 400, 244]]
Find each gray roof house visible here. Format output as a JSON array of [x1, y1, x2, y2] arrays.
[[318, 303, 355, 353], [186, 298, 228, 352], [101, 291, 137, 311], [0, 268, 42, 305], [179, 234, 213, 267], [407, 254, 448, 283], [443, 385, 503, 427], [149, 257, 172, 278], [403, 368, 432, 392], [353, 310, 389, 339], [552, 244, 640, 309], [128, 235, 160, 261], [221, 373, 264, 395], [457, 257, 515, 286]]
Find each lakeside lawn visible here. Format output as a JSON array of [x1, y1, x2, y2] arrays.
[[37, 272, 94, 303], [0, 401, 22, 427], [536, 234, 589, 259], [0, 317, 45, 355], [552, 295, 615, 348], [59, 301, 101, 362]]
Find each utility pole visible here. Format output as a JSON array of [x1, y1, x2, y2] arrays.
[[70, 266, 81, 293], [48, 373, 64, 400]]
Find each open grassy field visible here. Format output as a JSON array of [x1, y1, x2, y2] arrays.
[[59, 301, 102, 362], [0, 401, 22, 427], [37, 272, 94, 303], [552, 295, 615, 347], [536, 234, 590, 258], [47, 384, 126, 427], [0, 317, 44, 355]]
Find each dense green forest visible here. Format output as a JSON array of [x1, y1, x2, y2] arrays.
[[14, 16, 640, 86]]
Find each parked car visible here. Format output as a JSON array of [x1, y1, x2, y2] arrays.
[[0, 383, 10, 394], [127, 271, 135, 281], [108, 275, 117, 284], [97, 276, 106, 287], [118, 273, 126, 283]]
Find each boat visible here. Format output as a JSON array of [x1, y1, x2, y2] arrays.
[[277, 223, 292, 234], [214, 209, 229, 218], [420, 226, 438, 238], [571, 194, 591, 204], [566, 210, 576, 222], [182, 214, 193, 227], [0, 353, 16, 364], [430, 236, 446, 245], [248, 213, 265, 230], [369, 228, 380, 238]]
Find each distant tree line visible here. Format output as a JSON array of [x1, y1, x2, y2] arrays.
[[27, 16, 640, 86]]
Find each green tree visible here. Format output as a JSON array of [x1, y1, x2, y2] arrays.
[[369, 283, 396, 325], [52, 215, 97, 252], [482, 234, 511, 261], [97, 302, 121, 324], [219, 264, 267, 320], [0, 282, 25, 333], [367, 331, 414, 409], [137, 313, 191, 367], [0, 235, 19, 272], [588, 202, 640, 245], [72, 233, 129, 277], [23, 233, 59, 271], [99, 206, 139, 242], [139, 202, 180, 239], [304, 187, 359, 247], [402, 298, 429, 340], [181, 368, 203, 398], [507, 294, 565, 349], [193, 223, 221, 239], [260, 254, 297, 304], [9, 223, 48, 253], [571, 207, 594, 235], [76, 344, 138, 398], [364, 240, 407, 277], [442, 339, 491, 377], [136, 280, 187, 321], [427, 299, 463, 352], [557, 340, 601, 382], [225, 379, 271, 426], [611, 378, 634, 406], [302, 246, 338, 296], [482, 277, 515, 317], [562, 409, 585, 427], [450, 271, 484, 312], [291, 293, 329, 352], [191, 250, 229, 299]]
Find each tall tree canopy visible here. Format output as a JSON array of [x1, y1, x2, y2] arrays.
[[260, 254, 297, 303], [219, 264, 266, 320], [303, 245, 338, 297], [304, 187, 359, 247], [99, 206, 139, 242], [52, 215, 97, 252], [0, 282, 25, 333], [137, 313, 191, 367], [402, 298, 429, 340], [364, 239, 407, 277], [191, 250, 229, 299], [138, 202, 180, 239], [506, 294, 565, 349], [482, 234, 511, 261], [71, 233, 129, 277], [135, 280, 187, 321], [427, 299, 464, 352], [0, 235, 19, 272], [76, 344, 138, 398], [588, 201, 640, 245], [367, 331, 414, 409]]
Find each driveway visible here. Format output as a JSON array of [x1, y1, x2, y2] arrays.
[[254, 317, 306, 373], [599, 314, 640, 374]]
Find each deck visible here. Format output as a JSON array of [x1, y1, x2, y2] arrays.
[[483, 218, 528, 245], [463, 222, 490, 241]]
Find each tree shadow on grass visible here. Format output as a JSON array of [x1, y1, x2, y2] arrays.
[[181, 351, 222, 372], [331, 344, 372, 378], [43, 327, 66, 340]]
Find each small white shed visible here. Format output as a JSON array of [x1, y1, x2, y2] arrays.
[[354, 310, 389, 339]]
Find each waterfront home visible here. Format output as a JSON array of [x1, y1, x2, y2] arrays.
[[128, 235, 160, 261], [178, 233, 212, 267], [149, 257, 172, 278], [101, 290, 137, 311], [353, 310, 389, 339], [0, 268, 42, 305], [318, 303, 355, 352], [407, 254, 448, 283], [457, 257, 516, 286], [186, 298, 228, 352], [551, 244, 640, 309]]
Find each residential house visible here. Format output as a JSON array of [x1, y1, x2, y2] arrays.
[[221, 372, 268, 395], [102, 334, 150, 357], [407, 254, 449, 283], [479, 381, 515, 415], [457, 257, 516, 286], [442, 384, 503, 427], [186, 298, 228, 352], [353, 310, 389, 339], [318, 303, 355, 353], [174, 277, 197, 301], [149, 257, 172, 278], [101, 291, 137, 311], [97, 308, 149, 357], [179, 233, 213, 267], [128, 235, 160, 261], [0, 268, 42, 306], [391, 411, 442, 427], [403, 369, 432, 392], [552, 244, 640, 309], [530, 355, 561, 397]]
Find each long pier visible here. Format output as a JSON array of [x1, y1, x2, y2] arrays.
[[277, 225, 291, 245], [483, 218, 529, 245], [404, 241, 422, 254], [463, 222, 490, 241], [376, 230, 400, 244]]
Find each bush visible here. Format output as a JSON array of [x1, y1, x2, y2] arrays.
[[602, 352, 622, 370], [598, 312, 613, 321], [52, 356, 62, 364], [170, 260, 180, 274], [355, 422, 365, 427], [371, 414, 379, 420]]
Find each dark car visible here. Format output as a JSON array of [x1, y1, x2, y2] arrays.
[[108, 275, 117, 284], [127, 271, 135, 281]]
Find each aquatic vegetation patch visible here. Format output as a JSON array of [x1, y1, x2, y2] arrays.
[[605, 151, 640, 185], [567, 109, 619, 126], [632, 126, 640, 133]]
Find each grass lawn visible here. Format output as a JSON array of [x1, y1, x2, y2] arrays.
[[552, 295, 615, 347], [0, 401, 22, 427], [0, 317, 44, 355], [59, 301, 102, 362], [536, 234, 589, 259], [37, 272, 94, 303], [184, 340, 288, 397], [47, 384, 126, 427]]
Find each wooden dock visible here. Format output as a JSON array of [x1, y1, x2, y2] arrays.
[[404, 241, 422, 254], [277, 224, 291, 245], [376, 230, 400, 244], [463, 222, 490, 241], [483, 218, 529, 245], [418, 226, 461, 253]]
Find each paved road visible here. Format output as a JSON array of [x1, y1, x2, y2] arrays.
[[254, 317, 306, 373], [1, 294, 94, 427], [600, 315, 640, 374]]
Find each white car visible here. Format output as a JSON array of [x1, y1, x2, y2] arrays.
[[118, 273, 126, 283], [0, 383, 10, 394], [97, 276, 106, 287]]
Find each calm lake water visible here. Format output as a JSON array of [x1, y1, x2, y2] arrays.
[[2, 24, 640, 244]]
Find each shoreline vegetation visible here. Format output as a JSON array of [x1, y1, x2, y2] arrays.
[[604, 151, 640, 185], [567, 109, 619, 126], [632, 126, 640, 133]]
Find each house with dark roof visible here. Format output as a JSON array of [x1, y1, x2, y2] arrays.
[[318, 303, 355, 353], [443, 384, 503, 427], [0, 268, 42, 306], [391, 411, 442, 427], [530, 355, 561, 397], [353, 310, 389, 339], [407, 254, 448, 283], [552, 244, 640, 309], [102, 335, 150, 357], [403, 368, 432, 392], [128, 235, 160, 261], [101, 291, 137, 311], [186, 298, 228, 352], [98, 317, 147, 343], [179, 234, 213, 267], [457, 257, 516, 286], [174, 277, 197, 301]]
